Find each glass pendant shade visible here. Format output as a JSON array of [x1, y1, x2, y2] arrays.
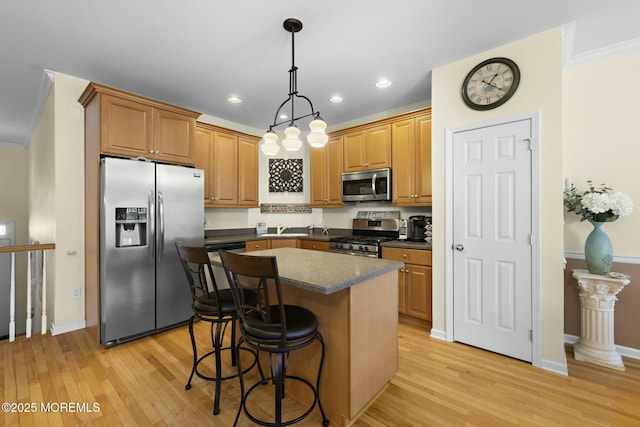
[[261, 131, 280, 155], [281, 126, 302, 151], [307, 118, 329, 147]]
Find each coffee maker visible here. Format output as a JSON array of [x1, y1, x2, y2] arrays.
[[407, 215, 428, 241]]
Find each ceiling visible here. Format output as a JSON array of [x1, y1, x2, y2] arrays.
[[2, 0, 640, 148]]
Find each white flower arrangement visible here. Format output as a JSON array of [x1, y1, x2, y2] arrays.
[[563, 181, 633, 223]]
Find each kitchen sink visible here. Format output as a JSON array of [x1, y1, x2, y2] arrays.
[[259, 233, 309, 237]]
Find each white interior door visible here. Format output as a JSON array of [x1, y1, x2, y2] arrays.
[[452, 119, 533, 362]]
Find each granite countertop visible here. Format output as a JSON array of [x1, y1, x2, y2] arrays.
[[204, 232, 339, 245], [210, 247, 404, 295], [205, 231, 432, 250]]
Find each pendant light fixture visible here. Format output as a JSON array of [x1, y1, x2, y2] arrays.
[[261, 18, 328, 155]]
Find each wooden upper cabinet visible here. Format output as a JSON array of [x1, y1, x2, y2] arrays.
[[392, 111, 432, 206], [211, 130, 238, 206], [195, 122, 259, 208], [100, 94, 153, 158], [343, 124, 391, 172], [79, 82, 199, 166], [414, 114, 432, 204], [153, 108, 195, 164], [366, 124, 392, 170], [194, 126, 214, 204], [238, 136, 259, 207], [310, 135, 344, 208]]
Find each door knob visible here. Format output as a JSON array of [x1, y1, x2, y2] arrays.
[[455, 244, 464, 251]]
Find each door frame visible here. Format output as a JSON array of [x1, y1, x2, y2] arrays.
[[444, 111, 542, 368]]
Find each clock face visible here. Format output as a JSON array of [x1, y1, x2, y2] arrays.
[[462, 57, 520, 110]]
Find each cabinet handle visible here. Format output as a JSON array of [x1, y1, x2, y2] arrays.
[[402, 253, 407, 258], [400, 268, 405, 273], [149, 149, 154, 154], [255, 244, 260, 248], [155, 150, 160, 154]]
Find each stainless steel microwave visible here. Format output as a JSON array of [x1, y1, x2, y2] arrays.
[[342, 168, 391, 202]]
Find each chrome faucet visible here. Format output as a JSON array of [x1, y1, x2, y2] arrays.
[[277, 224, 289, 235]]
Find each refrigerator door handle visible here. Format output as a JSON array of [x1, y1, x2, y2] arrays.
[[158, 191, 165, 261], [148, 190, 155, 260]]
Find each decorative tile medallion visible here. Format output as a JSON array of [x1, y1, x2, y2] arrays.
[[260, 203, 311, 214], [269, 158, 303, 192]]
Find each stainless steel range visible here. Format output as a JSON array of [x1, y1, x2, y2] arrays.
[[329, 211, 400, 258]]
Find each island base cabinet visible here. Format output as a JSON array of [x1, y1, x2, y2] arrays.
[[278, 270, 398, 426]]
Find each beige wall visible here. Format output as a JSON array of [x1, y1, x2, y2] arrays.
[[432, 28, 566, 368], [0, 146, 29, 333], [29, 88, 56, 329], [28, 72, 88, 333], [562, 50, 640, 351], [563, 51, 640, 255]]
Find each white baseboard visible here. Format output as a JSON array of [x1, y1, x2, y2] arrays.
[[541, 357, 569, 376], [564, 333, 640, 360], [429, 328, 446, 341], [50, 320, 86, 336]]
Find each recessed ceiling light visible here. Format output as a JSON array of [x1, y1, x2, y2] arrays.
[[227, 96, 242, 104], [376, 79, 392, 88], [329, 96, 343, 103]]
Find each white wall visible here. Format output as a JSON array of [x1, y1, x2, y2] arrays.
[[28, 87, 56, 330], [432, 28, 566, 369], [0, 146, 29, 333], [563, 50, 640, 257], [28, 72, 88, 334]]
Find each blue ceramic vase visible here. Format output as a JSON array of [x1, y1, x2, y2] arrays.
[[584, 221, 613, 275]]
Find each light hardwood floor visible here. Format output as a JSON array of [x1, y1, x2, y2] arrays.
[[2, 320, 639, 426]]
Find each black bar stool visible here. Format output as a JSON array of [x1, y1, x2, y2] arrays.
[[219, 250, 329, 427], [175, 243, 256, 415]]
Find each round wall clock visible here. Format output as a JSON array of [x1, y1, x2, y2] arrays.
[[461, 57, 520, 111]]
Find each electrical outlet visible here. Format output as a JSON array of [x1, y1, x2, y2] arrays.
[[71, 287, 81, 300]]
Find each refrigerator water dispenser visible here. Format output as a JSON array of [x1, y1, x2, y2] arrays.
[[115, 207, 147, 247]]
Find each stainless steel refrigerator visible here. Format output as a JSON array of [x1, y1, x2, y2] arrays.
[[100, 157, 204, 346]]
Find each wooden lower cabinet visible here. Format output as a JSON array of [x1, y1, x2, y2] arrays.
[[245, 239, 299, 252], [298, 240, 329, 252], [382, 247, 432, 321], [270, 239, 298, 249], [245, 240, 269, 252]]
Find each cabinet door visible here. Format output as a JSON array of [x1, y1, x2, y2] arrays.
[[405, 264, 432, 320], [194, 127, 214, 205], [238, 136, 259, 207], [343, 130, 367, 172], [211, 131, 238, 205], [398, 268, 406, 314], [366, 124, 391, 170], [414, 114, 432, 204], [153, 108, 195, 165], [100, 94, 153, 157], [310, 140, 328, 206], [298, 240, 329, 251], [270, 239, 298, 249], [245, 240, 269, 252], [391, 118, 415, 205], [325, 135, 344, 206]]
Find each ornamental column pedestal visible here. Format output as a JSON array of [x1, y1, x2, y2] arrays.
[[571, 269, 630, 371]]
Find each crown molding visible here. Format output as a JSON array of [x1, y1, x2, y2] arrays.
[[21, 69, 55, 149], [563, 22, 640, 69]]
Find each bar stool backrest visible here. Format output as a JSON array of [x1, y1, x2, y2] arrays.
[[219, 250, 289, 345]]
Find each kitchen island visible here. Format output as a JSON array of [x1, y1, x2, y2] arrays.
[[212, 247, 403, 426]]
